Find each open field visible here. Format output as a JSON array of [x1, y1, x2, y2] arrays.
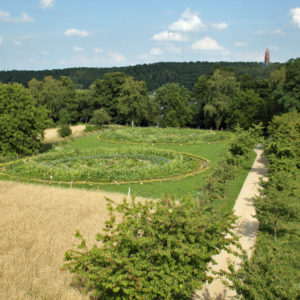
[[0, 126, 257, 299], [0, 127, 254, 202], [0, 180, 147, 300], [44, 125, 86, 144]]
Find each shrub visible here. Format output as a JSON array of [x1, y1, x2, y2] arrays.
[[63, 196, 237, 299], [58, 124, 72, 137], [221, 236, 300, 299], [90, 108, 111, 126]]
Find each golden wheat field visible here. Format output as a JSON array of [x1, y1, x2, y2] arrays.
[[0, 181, 142, 300]]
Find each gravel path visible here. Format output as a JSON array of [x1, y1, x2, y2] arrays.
[[194, 146, 268, 299]]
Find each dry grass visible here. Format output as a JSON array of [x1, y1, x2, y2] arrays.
[[0, 181, 145, 300], [44, 125, 86, 144]]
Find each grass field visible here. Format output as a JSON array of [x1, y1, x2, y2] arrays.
[[0, 126, 256, 299]]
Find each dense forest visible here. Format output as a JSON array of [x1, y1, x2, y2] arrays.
[[0, 61, 280, 91]]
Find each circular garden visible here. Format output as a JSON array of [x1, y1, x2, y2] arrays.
[[0, 146, 206, 185]]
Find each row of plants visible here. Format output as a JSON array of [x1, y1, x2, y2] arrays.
[[222, 112, 300, 299], [99, 126, 232, 144], [62, 125, 261, 299], [1, 146, 201, 183]]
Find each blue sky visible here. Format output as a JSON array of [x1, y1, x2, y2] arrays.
[[0, 0, 299, 70]]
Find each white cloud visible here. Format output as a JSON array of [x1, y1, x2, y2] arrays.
[[0, 36, 2, 45], [64, 28, 89, 37], [169, 8, 207, 32], [192, 36, 224, 51], [254, 29, 286, 35], [235, 42, 248, 47], [0, 11, 34, 23], [0, 10, 9, 18], [150, 48, 163, 56], [73, 46, 84, 52], [109, 51, 126, 63], [272, 29, 286, 35], [165, 43, 181, 54], [41, 50, 49, 55], [40, 0, 55, 9], [290, 8, 300, 28], [94, 48, 103, 54], [153, 31, 187, 42], [211, 22, 228, 30], [13, 40, 21, 46]]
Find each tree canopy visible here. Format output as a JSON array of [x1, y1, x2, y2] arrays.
[[0, 83, 49, 156], [155, 83, 193, 128]]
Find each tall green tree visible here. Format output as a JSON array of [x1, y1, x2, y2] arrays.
[[28, 76, 78, 124], [203, 69, 240, 129], [117, 77, 154, 126], [0, 83, 49, 156], [91, 72, 128, 122], [58, 76, 78, 124], [155, 83, 193, 128], [277, 58, 300, 112], [226, 89, 265, 129]]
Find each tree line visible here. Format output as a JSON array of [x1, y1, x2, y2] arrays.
[[0, 61, 280, 91], [0, 58, 299, 156]]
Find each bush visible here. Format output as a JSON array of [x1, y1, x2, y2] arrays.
[[84, 124, 102, 132], [222, 236, 300, 299], [58, 124, 72, 137], [90, 108, 111, 126], [63, 196, 236, 299]]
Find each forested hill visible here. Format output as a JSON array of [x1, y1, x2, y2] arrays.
[[0, 61, 280, 91]]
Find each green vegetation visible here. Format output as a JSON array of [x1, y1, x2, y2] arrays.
[[1, 57, 299, 298], [62, 125, 260, 299], [2, 146, 201, 183], [90, 108, 111, 126], [58, 124, 72, 138], [63, 196, 237, 299], [0, 83, 49, 157], [0, 61, 280, 91], [99, 126, 232, 144], [223, 112, 300, 299], [154, 83, 193, 128]]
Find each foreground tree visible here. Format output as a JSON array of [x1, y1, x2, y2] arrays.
[[0, 83, 49, 156], [63, 196, 236, 299]]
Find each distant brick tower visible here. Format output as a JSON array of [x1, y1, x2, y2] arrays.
[[264, 48, 270, 65]]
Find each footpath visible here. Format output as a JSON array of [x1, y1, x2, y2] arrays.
[[194, 146, 268, 299]]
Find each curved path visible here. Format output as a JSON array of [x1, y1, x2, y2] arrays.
[[194, 146, 268, 299]]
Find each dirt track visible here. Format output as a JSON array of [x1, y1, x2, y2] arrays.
[[194, 147, 268, 299]]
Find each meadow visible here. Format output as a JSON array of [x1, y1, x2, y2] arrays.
[[0, 126, 253, 204], [0, 126, 256, 299]]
